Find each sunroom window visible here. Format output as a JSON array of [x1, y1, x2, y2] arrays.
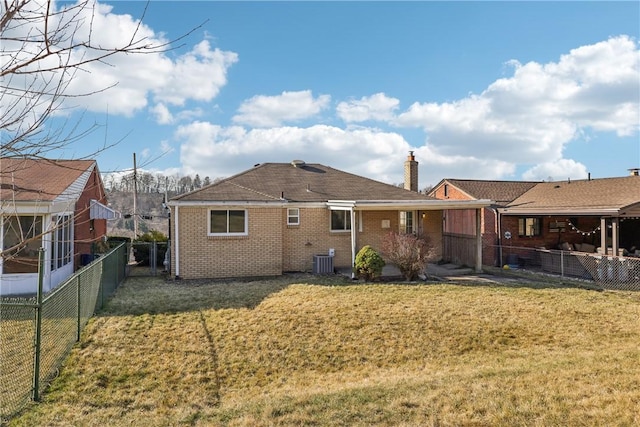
[[2, 215, 43, 274]]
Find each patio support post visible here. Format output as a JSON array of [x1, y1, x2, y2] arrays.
[[612, 217, 619, 256], [600, 217, 607, 254], [475, 208, 482, 273], [350, 208, 356, 279]]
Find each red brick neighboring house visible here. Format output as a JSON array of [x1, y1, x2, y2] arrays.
[[0, 158, 117, 295], [168, 155, 491, 280], [429, 174, 640, 266], [428, 179, 538, 266]]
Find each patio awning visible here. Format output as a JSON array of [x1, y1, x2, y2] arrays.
[[90, 199, 120, 220]]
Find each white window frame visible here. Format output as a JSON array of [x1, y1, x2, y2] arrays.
[[330, 210, 351, 232], [51, 214, 73, 270], [208, 209, 248, 236], [287, 208, 300, 226], [400, 211, 415, 234]]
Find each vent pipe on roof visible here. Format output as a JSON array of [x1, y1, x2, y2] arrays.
[[629, 168, 640, 176], [291, 160, 305, 168], [404, 151, 418, 192]]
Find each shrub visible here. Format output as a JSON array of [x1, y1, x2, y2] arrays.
[[382, 232, 435, 281], [354, 245, 385, 281]]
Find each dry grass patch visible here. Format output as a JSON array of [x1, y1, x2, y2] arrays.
[[8, 274, 640, 426]]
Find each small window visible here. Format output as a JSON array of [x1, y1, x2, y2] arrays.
[[400, 211, 414, 234], [287, 208, 300, 225], [209, 209, 247, 235], [331, 210, 351, 232], [518, 217, 541, 237]]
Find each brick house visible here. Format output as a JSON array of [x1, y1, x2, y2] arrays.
[[429, 173, 640, 267], [168, 154, 491, 280], [428, 179, 538, 266], [0, 158, 117, 295]]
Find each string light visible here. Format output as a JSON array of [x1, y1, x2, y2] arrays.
[[566, 219, 600, 236]]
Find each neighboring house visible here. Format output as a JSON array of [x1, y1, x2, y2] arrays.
[[428, 179, 538, 266], [0, 158, 118, 296], [168, 153, 491, 280], [429, 172, 640, 266]]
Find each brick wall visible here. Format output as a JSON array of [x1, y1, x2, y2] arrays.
[[501, 215, 601, 251], [74, 167, 108, 268], [282, 208, 351, 272], [174, 206, 283, 279]]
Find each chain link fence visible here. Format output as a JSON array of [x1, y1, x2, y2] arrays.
[[0, 242, 128, 422], [128, 241, 169, 277], [492, 245, 640, 291]]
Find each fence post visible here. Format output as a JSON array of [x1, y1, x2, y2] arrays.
[[77, 272, 82, 342], [560, 250, 565, 277], [32, 248, 45, 402]]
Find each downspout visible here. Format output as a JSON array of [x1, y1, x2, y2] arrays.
[[495, 208, 503, 268], [350, 208, 357, 279], [174, 205, 180, 278]]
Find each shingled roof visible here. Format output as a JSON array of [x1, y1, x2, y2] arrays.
[[0, 158, 96, 202], [173, 162, 437, 203], [436, 179, 539, 205], [502, 175, 640, 216]]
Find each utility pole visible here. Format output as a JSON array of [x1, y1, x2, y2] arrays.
[[133, 152, 139, 238]]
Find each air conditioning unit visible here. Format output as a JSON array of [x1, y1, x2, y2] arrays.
[[312, 254, 334, 274]]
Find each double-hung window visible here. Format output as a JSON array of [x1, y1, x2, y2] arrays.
[[330, 210, 351, 232], [287, 208, 300, 226], [209, 209, 247, 236]]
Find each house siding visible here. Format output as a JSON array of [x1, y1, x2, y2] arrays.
[[175, 206, 283, 279]]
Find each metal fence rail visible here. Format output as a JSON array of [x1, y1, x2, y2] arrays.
[[494, 245, 640, 291], [0, 242, 128, 422]]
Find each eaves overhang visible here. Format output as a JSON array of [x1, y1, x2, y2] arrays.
[[498, 207, 623, 216], [327, 199, 493, 211]]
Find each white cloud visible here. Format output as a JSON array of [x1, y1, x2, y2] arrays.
[[522, 159, 588, 181], [232, 90, 330, 127], [6, 0, 238, 119], [389, 35, 639, 180], [174, 122, 410, 184], [150, 103, 174, 125], [336, 93, 400, 123]]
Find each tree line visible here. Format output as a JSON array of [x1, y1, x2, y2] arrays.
[[104, 172, 224, 194]]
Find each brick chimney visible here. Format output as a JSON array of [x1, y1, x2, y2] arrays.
[[404, 151, 418, 192]]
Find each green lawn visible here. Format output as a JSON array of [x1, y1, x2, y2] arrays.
[[8, 274, 640, 426]]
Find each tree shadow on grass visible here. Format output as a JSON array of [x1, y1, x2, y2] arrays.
[[97, 272, 354, 316]]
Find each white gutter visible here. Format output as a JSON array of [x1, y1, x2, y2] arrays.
[[327, 199, 493, 211], [498, 207, 621, 216], [167, 200, 288, 207]]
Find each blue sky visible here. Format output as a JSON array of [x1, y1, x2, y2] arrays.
[[43, 1, 640, 190]]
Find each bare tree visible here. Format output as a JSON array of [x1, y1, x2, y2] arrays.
[[1, 0, 195, 159], [0, 0, 199, 265]]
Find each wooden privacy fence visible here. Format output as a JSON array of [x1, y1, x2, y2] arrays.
[[442, 233, 477, 267]]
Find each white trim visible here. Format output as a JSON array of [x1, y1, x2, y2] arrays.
[[207, 208, 248, 236], [287, 208, 300, 225], [327, 199, 493, 211]]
